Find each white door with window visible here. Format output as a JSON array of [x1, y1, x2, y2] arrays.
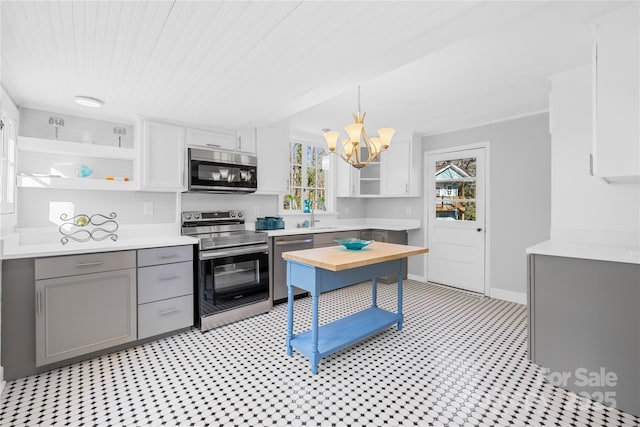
[[426, 147, 486, 293]]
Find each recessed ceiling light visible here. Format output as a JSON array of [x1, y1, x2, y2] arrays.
[[74, 96, 104, 108]]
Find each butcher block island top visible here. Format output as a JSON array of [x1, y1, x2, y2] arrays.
[[281, 241, 428, 271]]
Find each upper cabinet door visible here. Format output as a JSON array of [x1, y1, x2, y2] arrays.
[[186, 127, 236, 151], [141, 121, 185, 191], [1, 90, 18, 214], [592, 3, 640, 181], [381, 135, 421, 197], [236, 127, 257, 154], [382, 139, 411, 196], [255, 126, 289, 194]]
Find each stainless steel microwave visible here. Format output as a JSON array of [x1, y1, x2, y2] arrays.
[[188, 147, 258, 193]]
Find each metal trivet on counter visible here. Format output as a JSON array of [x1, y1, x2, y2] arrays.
[[58, 212, 119, 245]]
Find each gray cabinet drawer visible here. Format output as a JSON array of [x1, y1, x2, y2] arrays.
[[313, 231, 359, 248], [138, 261, 193, 304], [35, 250, 136, 280], [138, 295, 193, 339], [137, 245, 193, 267]]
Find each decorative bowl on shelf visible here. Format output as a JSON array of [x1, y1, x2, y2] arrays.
[[335, 238, 374, 250]]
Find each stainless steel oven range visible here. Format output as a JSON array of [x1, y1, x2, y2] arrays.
[[182, 210, 270, 331]]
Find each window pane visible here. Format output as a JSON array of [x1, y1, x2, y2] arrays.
[[292, 165, 302, 187], [435, 157, 476, 178], [292, 188, 302, 210], [317, 169, 325, 187], [435, 199, 476, 221], [307, 167, 316, 187], [435, 181, 476, 199], [292, 143, 302, 165]]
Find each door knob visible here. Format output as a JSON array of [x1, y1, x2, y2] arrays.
[[476, 228, 482, 232]]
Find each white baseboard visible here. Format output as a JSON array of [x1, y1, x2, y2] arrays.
[[490, 288, 527, 305], [407, 274, 427, 282]]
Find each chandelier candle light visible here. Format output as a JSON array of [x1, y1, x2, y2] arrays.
[[322, 86, 395, 169]]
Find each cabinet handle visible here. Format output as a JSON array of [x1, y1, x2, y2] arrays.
[[275, 239, 313, 245], [405, 183, 408, 194], [35, 290, 41, 315], [76, 261, 104, 267], [159, 307, 179, 316], [238, 135, 242, 150], [589, 153, 594, 176], [159, 274, 179, 281], [159, 254, 179, 259], [206, 143, 221, 148]]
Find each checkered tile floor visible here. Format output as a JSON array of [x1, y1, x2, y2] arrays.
[[1, 280, 638, 426]]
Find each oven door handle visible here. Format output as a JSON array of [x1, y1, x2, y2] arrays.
[[200, 244, 269, 260]]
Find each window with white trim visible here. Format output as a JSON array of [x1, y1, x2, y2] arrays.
[[283, 141, 329, 212]]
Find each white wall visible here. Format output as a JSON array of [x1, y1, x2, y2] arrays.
[[549, 65, 640, 246], [17, 189, 177, 229], [19, 108, 134, 148], [421, 113, 552, 297]]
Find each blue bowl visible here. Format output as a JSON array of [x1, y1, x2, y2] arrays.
[[335, 238, 374, 250]]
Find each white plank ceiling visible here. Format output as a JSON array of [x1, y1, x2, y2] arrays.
[[1, 1, 629, 137]]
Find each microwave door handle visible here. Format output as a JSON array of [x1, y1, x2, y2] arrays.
[[200, 245, 269, 260]]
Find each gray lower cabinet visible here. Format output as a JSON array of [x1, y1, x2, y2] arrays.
[[528, 254, 640, 417], [137, 245, 194, 339], [35, 251, 137, 367], [360, 229, 408, 283], [313, 230, 359, 248]]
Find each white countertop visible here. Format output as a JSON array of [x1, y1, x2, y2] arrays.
[[253, 218, 421, 237], [1, 225, 198, 259], [526, 239, 640, 265]]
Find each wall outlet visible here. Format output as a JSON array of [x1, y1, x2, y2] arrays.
[[254, 206, 260, 215], [406, 206, 412, 215], [143, 202, 154, 216]]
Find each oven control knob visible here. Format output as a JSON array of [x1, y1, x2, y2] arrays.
[[185, 214, 192, 220], [237, 211, 244, 218], [230, 211, 237, 218], [194, 214, 200, 219]]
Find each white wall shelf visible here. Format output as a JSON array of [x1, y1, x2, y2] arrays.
[[17, 135, 137, 191], [19, 136, 136, 160], [17, 176, 136, 191]]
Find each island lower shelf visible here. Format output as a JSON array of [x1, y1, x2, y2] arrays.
[[290, 307, 400, 359]]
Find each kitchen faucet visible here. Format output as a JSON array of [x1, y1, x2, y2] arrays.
[[310, 200, 320, 228]]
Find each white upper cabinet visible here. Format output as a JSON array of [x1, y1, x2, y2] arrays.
[[335, 135, 421, 198], [236, 127, 257, 154], [591, 3, 639, 181], [186, 127, 236, 151], [335, 156, 359, 197], [1, 90, 18, 213], [255, 126, 289, 194], [141, 121, 185, 191]]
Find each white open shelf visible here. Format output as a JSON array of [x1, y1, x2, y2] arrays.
[[17, 176, 137, 191], [18, 136, 136, 160]]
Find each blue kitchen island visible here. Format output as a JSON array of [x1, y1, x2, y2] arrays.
[[282, 241, 428, 374]]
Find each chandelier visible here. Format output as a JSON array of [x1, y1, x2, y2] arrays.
[[322, 86, 395, 169]]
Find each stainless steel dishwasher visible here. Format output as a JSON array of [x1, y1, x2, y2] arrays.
[[271, 234, 313, 303]]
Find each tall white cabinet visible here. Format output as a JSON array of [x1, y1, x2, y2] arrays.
[[591, 3, 640, 181]]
